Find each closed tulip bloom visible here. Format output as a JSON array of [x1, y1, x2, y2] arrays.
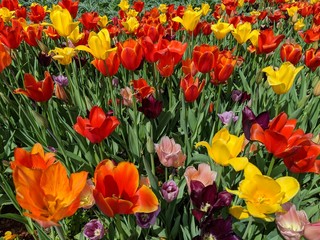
[[13, 161, 88, 228], [117, 39, 143, 71], [180, 74, 205, 102], [211, 50, 237, 84], [138, 95, 162, 119], [161, 180, 179, 203], [211, 20, 234, 40], [262, 62, 303, 94], [11, 143, 55, 170], [182, 58, 197, 76], [14, 71, 54, 102], [0, 43, 11, 73], [28, 3, 47, 23], [280, 43, 302, 66], [305, 48, 320, 72], [68, 26, 84, 44], [227, 163, 300, 221], [192, 44, 219, 73], [48, 5, 79, 37], [154, 136, 186, 168], [120, 87, 133, 107], [172, 9, 203, 32], [83, 219, 104, 240], [76, 29, 116, 60], [196, 128, 248, 171], [93, 160, 159, 217], [73, 106, 120, 144], [231, 22, 255, 44], [91, 52, 120, 77], [304, 222, 320, 240]]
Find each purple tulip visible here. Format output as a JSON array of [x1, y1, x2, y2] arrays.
[[218, 111, 238, 125], [135, 206, 161, 228], [138, 95, 162, 119], [200, 217, 240, 240], [52, 74, 69, 87], [83, 219, 105, 240], [231, 90, 251, 103], [161, 180, 179, 203]]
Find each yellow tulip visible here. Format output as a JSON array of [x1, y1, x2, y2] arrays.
[[48, 5, 79, 37], [232, 22, 255, 44], [196, 128, 248, 171], [122, 17, 139, 33], [98, 15, 109, 28], [227, 163, 300, 221], [158, 4, 168, 13], [172, 9, 203, 32], [76, 29, 116, 60], [294, 18, 305, 31], [262, 62, 303, 95], [50, 47, 76, 65], [159, 13, 167, 24], [287, 6, 299, 17], [201, 3, 211, 16], [68, 26, 84, 44], [127, 9, 138, 17], [118, 0, 130, 12], [249, 29, 260, 47], [0, 7, 15, 22], [238, 0, 244, 7], [211, 20, 234, 40]]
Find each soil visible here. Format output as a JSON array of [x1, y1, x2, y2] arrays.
[[0, 205, 34, 240]]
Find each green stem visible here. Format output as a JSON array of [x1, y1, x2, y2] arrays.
[[242, 217, 253, 240], [267, 156, 276, 176], [215, 84, 222, 115], [54, 226, 66, 240]]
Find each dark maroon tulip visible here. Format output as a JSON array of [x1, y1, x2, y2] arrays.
[[138, 95, 162, 119], [242, 106, 269, 140], [200, 217, 240, 240]]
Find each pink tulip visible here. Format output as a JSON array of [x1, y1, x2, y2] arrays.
[[304, 221, 320, 240]]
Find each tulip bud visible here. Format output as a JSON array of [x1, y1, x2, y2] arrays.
[[146, 136, 154, 154], [83, 219, 105, 240], [161, 180, 179, 203], [313, 79, 320, 96]]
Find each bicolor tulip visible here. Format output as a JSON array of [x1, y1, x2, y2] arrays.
[[305, 48, 320, 72], [192, 44, 219, 73], [93, 160, 159, 217], [256, 29, 285, 54], [0, 43, 11, 73], [180, 74, 205, 102], [76, 29, 116, 60], [227, 163, 300, 221], [262, 62, 303, 94], [211, 20, 234, 40], [196, 128, 248, 171], [116, 39, 143, 71], [280, 43, 302, 66], [73, 106, 120, 144], [91, 52, 120, 77], [11, 143, 55, 170], [13, 161, 88, 228], [47, 5, 79, 37], [172, 8, 203, 32], [14, 71, 54, 102]]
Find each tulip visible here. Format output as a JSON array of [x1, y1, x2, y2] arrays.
[[120, 87, 133, 107], [47, 5, 79, 37], [184, 163, 217, 194], [280, 43, 302, 66], [256, 28, 285, 54], [211, 20, 234, 40], [161, 180, 179, 203], [135, 206, 161, 228], [305, 48, 320, 72], [294, 18, 305, 31], [50, 47, 77, 65], [218, 111, 238, 125], [118, 0, 130, 11], [227, 162, 300, 221], [0, 43, 11, 73], [242, 106, 269, 140], [79, 11, 99, 30], [28, 3, 47, 23], [83, 219, 105, 240], [231, 89, 251, 103], [180, 74, 205, 102], [211, 50, 237, 85], [93, 160, 159, 217], [157, 55, 175, 77], [13, 161, 88, 228], [52, 74, 68, 87], [131, 78, 154, 102], [58, 0, 79, 19], [73, 106, 120, 144], [122, 17, 139, 33], [196, 128, 248, 171], [0, 7, 15, 22], [182, 58, 197, 76], [10, 143, 55, 170], [0, 19, 23, 49], [172, 8, 203, 32], [22, 24, 43, 47], [299, 27, 320, 44], [79, 180, 95, 209], [91, 52, 120, 77], [231, 22, 255, 44], [67, 26, 84, 44], [76, 29, 116, 60], [154, 136, 186, 168], [262, 62, 303, 95], [192, 44, 219, 73], [14, 71, 54, 102], [117, 39, 143, 71], [138, 95, 162, 119], [304, 222, 320, 240]]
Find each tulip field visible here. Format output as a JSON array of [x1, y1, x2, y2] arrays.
[[1, 0, 320, 239]]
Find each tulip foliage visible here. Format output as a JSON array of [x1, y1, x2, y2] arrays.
[[0, 0, 319, 239]]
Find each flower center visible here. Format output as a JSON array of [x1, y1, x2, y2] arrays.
[[94, 229, 101, 237]]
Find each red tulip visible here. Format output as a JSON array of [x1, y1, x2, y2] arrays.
[[182, 58, 198, 76], [22, 24, 43, 47], [91, 52, 120, 77], [0, 43, 11, 73], [131, 78, 154, 101], [14, 71, 54, 102], [299, 26, 320, 44], [157, 54, 175, 77], [280, 43, 302, 66], [256, 29, 285, 54], [73, 106, 120, 144], [28, 3, 47, 23], [58, 0, 79, 19], [79, 12, 99, 30], [117, 39, 143, 71], [192, 44, 219, 73], [210, 50, 236, 84], [0, 19, 23, 49], [180, 74, 205, 102], [305, 48, 320, 72], [93, 160, 159, 217]]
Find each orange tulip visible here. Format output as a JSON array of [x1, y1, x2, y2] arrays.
[[14, 71, 54, 102], [22, 24, 43, 47], [117, 39, 143, 71], [73, 106, 120, 144], [131, 78, 155, 101], [180, 74, 205, 102], [256, 29, 285, 54], [91, 52, 120, 77], [11, 143, 55, 170], [299, 26, 320, 44], [13, 161, 88, 228], [182, 58, 197, 76], [0, 43, 11, 73], [280, 43, 302, 66], [93, 160, 159, 217], [192, 44, 219, 73], [210, 50, 236, 85]]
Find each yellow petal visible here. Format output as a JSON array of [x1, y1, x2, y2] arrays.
[[228, 157, 248, 171], [243, 162, 262, 179], [276, 176, 300, 203], [229, 206, 250, 219], [211, 139, 231, 166]]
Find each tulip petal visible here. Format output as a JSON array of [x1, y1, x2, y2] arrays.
[[93, 190, 114, 217], [244, 162, 262, 179], [211, 139, 231, 166], [114, 162, 139, 198], [132, 185, 158, 213], [228, 157, 248, 171], [229, 206, 250, 219], [276, 176, 300, 203]]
